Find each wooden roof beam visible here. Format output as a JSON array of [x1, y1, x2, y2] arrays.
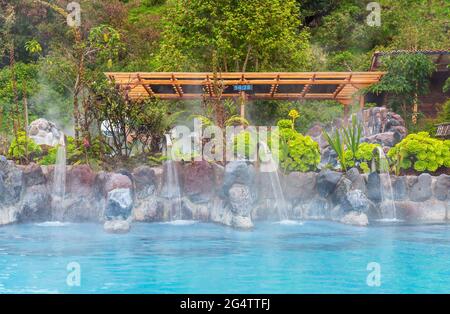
[[171, 74, 183, 97], [333, 74, 352, 98], [137, 74, 155, 97], [270, 74, 280, 97], [301, 73, 316, 97]]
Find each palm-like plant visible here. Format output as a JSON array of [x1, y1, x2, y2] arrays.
[[342, 115, 362, 159], [323, 128, 346, 171]]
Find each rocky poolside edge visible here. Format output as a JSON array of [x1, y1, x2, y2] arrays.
[[0, 159, 449, 232]]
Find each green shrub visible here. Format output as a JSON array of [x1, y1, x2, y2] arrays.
[[38, 136, 82, 165], [277, 119, 320, 172], [387, 132, 450, 173], [343, 142, 380, 173], [8, 131, 42, 162], [232, 131, 257, 160]]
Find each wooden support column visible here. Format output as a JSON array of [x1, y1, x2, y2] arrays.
[[359, 94, 365, 110], [240, 91, 246, 119], [343, 104, 350, 127]]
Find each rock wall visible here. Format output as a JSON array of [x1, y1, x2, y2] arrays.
[[0, 159, 448, 229]]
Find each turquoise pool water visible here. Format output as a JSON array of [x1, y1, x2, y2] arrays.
[[0, 221, 450, 294]]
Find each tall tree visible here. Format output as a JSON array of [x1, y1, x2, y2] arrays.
[[156, 0, 311, 72]]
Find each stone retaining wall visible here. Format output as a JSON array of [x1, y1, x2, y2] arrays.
[[1, 159, 449, 229]]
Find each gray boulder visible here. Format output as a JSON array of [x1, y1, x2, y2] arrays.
[[103, 219, 131, 234], [340, 211, 369, 226], [367, 172, 382, 202], [283, 172, 317, 202], [228, 183, 255, 216], [433, 175, 450, 201], [104, 188, 133, 219], [392, 176, 408, 200], [18, 184, 51, 222], [331, 177, 352, 210], [346, 168, 366, 193], [22, 163, 46, 187], [132, 166, 157, 199], [221, 161, 255, 197], [409, 173, 432, 202], [317, 169, 342, 198], [345, 189, 374, 214], [133, 196, 164, 221], [0, 160, 23, 205]]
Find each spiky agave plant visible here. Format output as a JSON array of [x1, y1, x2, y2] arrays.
[[323, 128, 346, 171], [342, 115, 362, 161]]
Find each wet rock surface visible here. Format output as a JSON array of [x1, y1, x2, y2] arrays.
[[104, 188, 133, 220], [0, 159, 449, 227]]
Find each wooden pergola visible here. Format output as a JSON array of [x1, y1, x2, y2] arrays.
[[105, 71, 385, 119]]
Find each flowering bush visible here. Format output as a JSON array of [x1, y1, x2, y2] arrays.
[[277, 119, 320, 172], [8, 131, 42, 162], [387, 132, 450, 173], [343, 142, 380, 173]]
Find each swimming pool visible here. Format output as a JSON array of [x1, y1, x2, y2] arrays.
[[0, 221, 449, 293]]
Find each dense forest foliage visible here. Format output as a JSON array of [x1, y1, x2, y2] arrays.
[[0, 0, 449, 166]]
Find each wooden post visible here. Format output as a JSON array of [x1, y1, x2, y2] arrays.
[[343, 105, 350, 127], [359, 94, 365, 110], [240, 91, 246, 119]]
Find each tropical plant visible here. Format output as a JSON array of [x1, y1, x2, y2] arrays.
[[232, 131, 257, 161], [387, 132, 450, 173], [369, 53, 436, 125], [8, 131, 41, 162], [277, 118, 320, 172], [322, 128, 346, 171], [342, 115, 362, 160], [343, 142, 380, 173]]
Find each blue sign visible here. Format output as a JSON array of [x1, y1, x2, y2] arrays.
[[233, 85, 253, 91]]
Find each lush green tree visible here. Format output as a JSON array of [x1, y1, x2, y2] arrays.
[[369, 53, 436, 125], [156, 0, 311, 71]]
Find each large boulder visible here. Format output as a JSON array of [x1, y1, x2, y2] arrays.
[[346, 168, 366, 193], [182, 161, 215, 202], [228, 184, 255, 217], [340, 211, 369, 226], [221, 161, 256, 197], [181, 197, 210, 221], [104, 173, 133, 195], [133, 196, 164, 222], [394, 200, 448, 222], [345, 189, 374, 214], [331, 177, 352, 210], [28, 118, 62, 147], [317, 169, 342, 198], [18, 184, 51, 222], [65, 165, 96, 196], [283, 172, 317, 202], [104, 188, 133, 219], [52, 195, 104, 222], [21, 163, 46, 187], [367, 172, 382, 202], [409, 173, 432, 202], [392, 176, 408, 200], [292, 197, 330, 220], [433, 175, 450, 201], [0, 160, 23, 205], [103, 219, 131, 234], [132, 166, 157, 199]]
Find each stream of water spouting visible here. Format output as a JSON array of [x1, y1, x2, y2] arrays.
[[51, 134, 66, 220], [164, 134, 183, 221], [259, 142, 289, 222], [374, 146, 398, 222]]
